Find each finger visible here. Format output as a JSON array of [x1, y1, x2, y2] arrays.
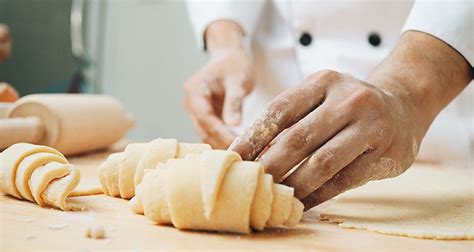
[[258, 99, 352, 182], [201, 115, 236, 150], [282, 124, 373, 199], [185, 82, 236, 149], [0, 24, 9, 42], [301, 149, 392, 210], [222, 75, 251, 126], [199, 117, 236, 149], [229, 71, 339, 160], [189, 116, 210, 141], [190, 111, 235, 149]]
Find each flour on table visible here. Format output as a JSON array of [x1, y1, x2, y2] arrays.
[[48, 223, 68, 230]]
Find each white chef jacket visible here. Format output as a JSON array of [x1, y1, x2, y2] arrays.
[[186, 0, 473, 164]]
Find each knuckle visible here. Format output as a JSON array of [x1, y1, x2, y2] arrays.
[[316, 69, 339, 79], [305, 69, 339, 88], [309, 148, 335, 172], [283, 127, 310, 150], [348, 87, 379, 106]]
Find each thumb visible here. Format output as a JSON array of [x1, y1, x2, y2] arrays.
[[222, 76, 250, 126]]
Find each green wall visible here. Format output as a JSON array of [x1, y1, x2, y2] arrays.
[[0, 0, 77, 95]]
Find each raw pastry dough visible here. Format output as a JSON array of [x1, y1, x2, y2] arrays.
[[69, 184, 103, 197], [130, 150, 304, 234], [98, 138, 211, 199], [320, 165, 474, 240], [86, 223, 106, 239], [0, 143, 81, 210]]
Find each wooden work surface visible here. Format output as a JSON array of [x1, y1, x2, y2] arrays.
[[1, 146, 473, 251]]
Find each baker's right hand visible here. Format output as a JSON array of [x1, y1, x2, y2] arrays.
[[184, 20, 255, 149]]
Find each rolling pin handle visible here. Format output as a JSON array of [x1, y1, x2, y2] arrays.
[[0, 117, 45, 150]]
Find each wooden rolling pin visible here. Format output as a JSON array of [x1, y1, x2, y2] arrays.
[[0, 94, 134, 155]]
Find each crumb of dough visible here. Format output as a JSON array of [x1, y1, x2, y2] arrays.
[[48, 224, 68, 230], [86, 223, 106, 239]]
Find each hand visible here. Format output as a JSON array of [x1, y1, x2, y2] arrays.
[[230, 70, 422, 209], [0, 24, 11, 62], [184, 21, 254, 149], [0, 83, 19, 102], [230, 31, 472, 210]]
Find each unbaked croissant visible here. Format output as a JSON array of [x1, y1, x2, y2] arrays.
[[130, 150, 304, 234], [98, 138, 211, 198], [0, 143, 81, 210]]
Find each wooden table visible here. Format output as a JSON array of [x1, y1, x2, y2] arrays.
[[1, 147, 473, 251]]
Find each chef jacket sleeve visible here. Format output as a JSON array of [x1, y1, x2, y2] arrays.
[[185, 0, 265, 51], [402, 0, 473, 66]]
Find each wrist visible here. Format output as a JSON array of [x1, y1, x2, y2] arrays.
[[367, 31, 472, 139], [369, 73, 433, 142], [205, 20, 245, 56]]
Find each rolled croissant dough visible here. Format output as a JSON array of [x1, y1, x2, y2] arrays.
[[99, 139, 212, 199], [130, 149, 304, 233], [0, 143, 82, 210], [320, 165, 474, 240]]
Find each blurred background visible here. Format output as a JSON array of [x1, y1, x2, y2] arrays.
[[0, 0, 204, 142]]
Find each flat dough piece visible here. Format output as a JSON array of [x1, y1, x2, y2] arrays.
[[70, 184, 103, 197], [320, 165, 474, 240]]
